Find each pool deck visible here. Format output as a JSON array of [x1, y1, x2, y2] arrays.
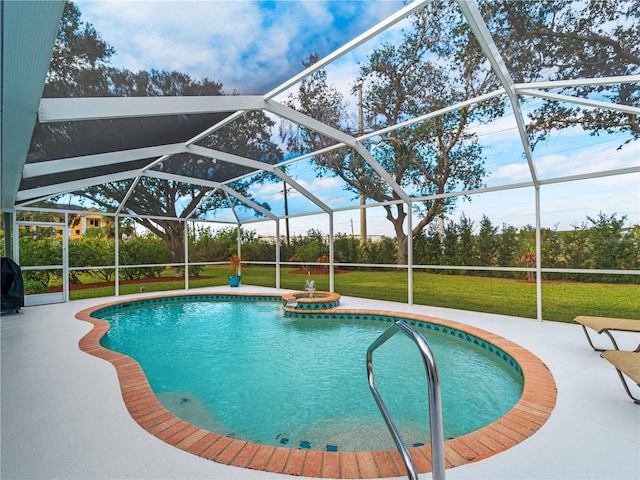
[[2, 285, 639, 480]]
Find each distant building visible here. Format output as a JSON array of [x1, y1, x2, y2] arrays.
[[51, 204, 105, 239], [69, 209, 103, 239]]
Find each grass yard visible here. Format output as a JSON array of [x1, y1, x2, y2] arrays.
[[64, 265, 640, 323]]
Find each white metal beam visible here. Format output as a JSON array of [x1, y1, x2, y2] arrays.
[[327, 166, 639, 215], [272, 169, 331, 213], [116, 177, 141, 215], [38, 95, 266, 122], [352, 142, 412, 204], [224, 190, 241, 224], [517, 88, 640, 116], [185, 110, 248, 146], [180, 145, 327, 217], [217, 186, 278, 221], [185, 144, 274, 172], [264, 99, 357, 146], [16, 170, 142, 202], [270, 89, 507, 174], [264, 0, 434, 100], [457, 0, 540, 187], [145, 170, 278, 220], [264, 100, 412, 203], [22, 144, 185, 177], [141, 154, 173, 172], [360, 89, 507, 141], [184, 187, 220, 220], [147, 145, 330, 216], [144, 169, 221, 188], [514, 75, 640, 90], [538, 166, 640, 185]]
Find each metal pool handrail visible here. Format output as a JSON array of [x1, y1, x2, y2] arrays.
[[366, 320, 446, 480]]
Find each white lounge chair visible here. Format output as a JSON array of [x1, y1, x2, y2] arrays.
[[600, 350, 640, 404], [574, 316, 640, 351]]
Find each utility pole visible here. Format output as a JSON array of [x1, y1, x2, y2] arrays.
[[358, 83, 367, 244]]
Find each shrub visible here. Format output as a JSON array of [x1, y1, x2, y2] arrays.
[[119, 235, 172, 279], [23, 279, 49, 294], [69, 236, 115, 282]]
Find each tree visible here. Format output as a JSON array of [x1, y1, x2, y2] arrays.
[[18, 230, 63, 287], [69, 236, 115, 282], [414, 223, 444, 266], [562, 222, 590, 269], [497, 223, 519, 274], [282, 3, 501, 265], [119, 235, 172, 280], [77, 101, 281, 268], [333, 234, 360, 263], [586, 212, 633, 270], [482, 0, 639, 147], [540, 226, 564, 280], [100, 216, 135, 241], [368, 237, 398, 266], [45, 2, 115, 96], [457, 214, 476, 267], [33, 1, 283, 267], [291, 229, 328, 265], [476, 215, 499, 267]]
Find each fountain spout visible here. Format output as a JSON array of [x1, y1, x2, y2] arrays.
[[304, 272, 316, 298]]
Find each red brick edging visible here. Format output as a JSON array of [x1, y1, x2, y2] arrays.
[[76, 293, 556, 479]]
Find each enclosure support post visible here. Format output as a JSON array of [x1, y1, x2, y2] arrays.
[[407, 201, 413, 306], [184, 220, 189, 290], [237, 225, 242, 276], [275, 220, 281, 289], [535, 187, 543, 321], [329, 211, 335, 292], [115, 215, 119, 296], [63, 213, 69, 303]]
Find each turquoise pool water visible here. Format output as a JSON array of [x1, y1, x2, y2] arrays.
[[96, 297, 523, 452]]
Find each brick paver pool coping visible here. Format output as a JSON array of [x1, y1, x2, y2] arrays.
[[76, 293, 557, 479]]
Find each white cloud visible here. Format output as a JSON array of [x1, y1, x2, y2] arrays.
[[534, 137, 639, 178], [78, 0, 406, 93], [82, 2, 247, 72], [474, 111, 520, 143], [490, 162, 532, 183], [297, 174, 341, 190], [299, 1, 334, 26]]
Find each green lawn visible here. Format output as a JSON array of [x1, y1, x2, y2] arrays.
[[66, 265, 640, 323]]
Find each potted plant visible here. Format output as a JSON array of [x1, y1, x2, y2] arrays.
[[228, 253, 241, 287]]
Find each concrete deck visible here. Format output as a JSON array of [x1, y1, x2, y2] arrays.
[[2, 285, 639, 480]]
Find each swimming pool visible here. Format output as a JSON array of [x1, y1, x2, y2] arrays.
[[77, 292, 556, 478]]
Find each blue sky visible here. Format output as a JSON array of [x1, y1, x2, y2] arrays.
[[75, 0, 639, 237], [77, 0, 406, 93]]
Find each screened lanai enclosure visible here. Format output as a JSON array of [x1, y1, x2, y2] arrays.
[[1, 0, 639, 318]]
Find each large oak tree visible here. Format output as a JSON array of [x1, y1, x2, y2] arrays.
[[281, 0, 638, 265], [31, 2, 282, 265], [481, 0, 639, 146], [282, 7, 501, 265]]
